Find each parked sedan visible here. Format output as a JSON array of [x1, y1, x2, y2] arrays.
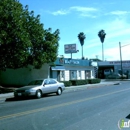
[[14, 79, 65, 99]]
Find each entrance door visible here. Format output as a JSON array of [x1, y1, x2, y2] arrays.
[[57, 71, 60, 81]]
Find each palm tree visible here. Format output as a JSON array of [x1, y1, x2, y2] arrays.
[[98, 30, 106, 61], [78, 32, 86, 59]]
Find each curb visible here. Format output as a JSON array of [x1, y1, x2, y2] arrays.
[[64, 82, 117, 92], [0, 81, 121, 101]]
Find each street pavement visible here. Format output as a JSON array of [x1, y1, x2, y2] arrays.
[[1, 80, 130, 130], [0, 80, 122, 101]]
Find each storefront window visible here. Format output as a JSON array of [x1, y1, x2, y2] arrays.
[[70, 71, 77, 79], [78, 71, 81, 79], [61, 71, 64, 78], [85, 70, 91, 79]]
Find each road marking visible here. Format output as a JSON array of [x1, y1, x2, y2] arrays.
[[0, 87, 130, 120]]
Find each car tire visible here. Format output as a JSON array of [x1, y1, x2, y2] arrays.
[[36, 90, 42, 98], [56, 88, 62, 95]]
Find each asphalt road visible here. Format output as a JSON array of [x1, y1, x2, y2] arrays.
[[0, 81, 130, 130]]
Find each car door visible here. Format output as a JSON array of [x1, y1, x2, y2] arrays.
[[49, 79, 58, 92], [42, 79, 51, 94]]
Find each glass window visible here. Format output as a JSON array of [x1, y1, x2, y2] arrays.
[[85, 70, 91, 79], [61, 71, 64, 78], [70, 71, 77, 79], [78, 71, 81, 78], [44, 79, 49, 85], [49, 79, 57, 84]]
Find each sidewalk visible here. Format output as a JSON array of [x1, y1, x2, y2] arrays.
[[0, 80, 121, 101], [64, 80, 121, 92]]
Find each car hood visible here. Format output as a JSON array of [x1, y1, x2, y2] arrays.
[[16, 85, 41, 91]]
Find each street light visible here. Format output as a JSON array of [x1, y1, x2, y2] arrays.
[[119, 42, 130, 79]]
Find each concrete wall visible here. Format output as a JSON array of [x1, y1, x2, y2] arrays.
[[0, 64, 49, 86]]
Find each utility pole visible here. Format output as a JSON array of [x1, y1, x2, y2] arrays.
[[119, 42, 123, 79]]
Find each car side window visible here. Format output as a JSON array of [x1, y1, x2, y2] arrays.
[[44, 79, 49, 85], [49, 79, 57, 84]]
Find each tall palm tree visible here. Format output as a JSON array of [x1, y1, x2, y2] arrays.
[[98, 30, 106, 61], [78, 32, 86, 59]]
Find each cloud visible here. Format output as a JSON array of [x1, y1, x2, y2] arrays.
[[110, 10, 130, 15], [48, 6, 98, 18], [69, 6, 99, 18], [105, 10, 130, 16], [48, 10, 70, 16], [70, 6, 98, 12]]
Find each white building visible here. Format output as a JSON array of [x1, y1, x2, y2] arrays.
[[50, 58, 95, 81]]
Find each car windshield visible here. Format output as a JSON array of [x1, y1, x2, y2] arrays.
[[28, 80, 43, 85]]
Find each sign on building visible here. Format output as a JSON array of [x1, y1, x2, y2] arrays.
[[64, 44, 78, 54]]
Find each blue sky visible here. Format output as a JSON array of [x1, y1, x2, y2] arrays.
[[20, 0, 130, 61]]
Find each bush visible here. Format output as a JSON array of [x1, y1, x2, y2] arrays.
[[88, 78, 101, 84], [61, 78, 101, 87], [60, 81, 72, 87], [70, 80, 88, 86]]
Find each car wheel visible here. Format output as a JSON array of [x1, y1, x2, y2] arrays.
[[57, 88, 62, 95], [36, 90, 42, 98]]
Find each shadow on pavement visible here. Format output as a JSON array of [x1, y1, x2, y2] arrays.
[[5, 94, 57, 102]]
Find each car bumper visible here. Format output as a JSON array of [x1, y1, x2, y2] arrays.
[[14, 91, 36, 97]]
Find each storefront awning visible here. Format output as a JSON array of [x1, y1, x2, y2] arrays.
[[51, 66, 65, 70]]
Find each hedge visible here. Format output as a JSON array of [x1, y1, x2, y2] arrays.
[[60, 81, 72, 87], [70, 80, 88, 86], [88, 78, 101, 84], [60, 78, 101, 87]]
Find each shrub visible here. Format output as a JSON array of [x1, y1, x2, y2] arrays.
[[60, 81, 72, 87], [70, 80, 88, 86], [60, 78, 101, 87], [88, 78, 101, 84]]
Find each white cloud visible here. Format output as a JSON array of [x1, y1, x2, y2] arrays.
[[70, 6, 98, 18], [48, 6, 98, 18], [50, 10, 69, 15], [110, 10, 130, 15], [70, 6, 98, 12]]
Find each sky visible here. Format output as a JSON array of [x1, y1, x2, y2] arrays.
[[19, 0, 130, 61]]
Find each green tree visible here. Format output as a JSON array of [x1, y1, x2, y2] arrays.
[[0, 0, 60, 70], [98, 29, 106, 61], [78, 32, 86, 59]]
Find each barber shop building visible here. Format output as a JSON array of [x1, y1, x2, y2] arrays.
[[0, 58, 96, 86], [50, 58, 95, 81]]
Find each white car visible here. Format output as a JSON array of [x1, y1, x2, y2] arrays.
[[14, 78, 65, 98]]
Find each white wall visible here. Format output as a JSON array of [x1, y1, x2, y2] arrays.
[[81, 71, 85, 79], [64, 71, 70, 81], [91, 68, 95, 79]]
